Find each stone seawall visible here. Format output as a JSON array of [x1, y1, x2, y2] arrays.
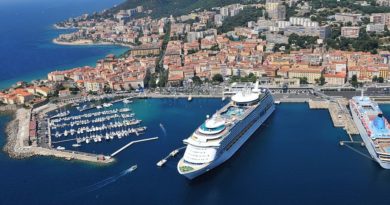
[[3, 108, 34, 158], [0, 105, 17, 114]]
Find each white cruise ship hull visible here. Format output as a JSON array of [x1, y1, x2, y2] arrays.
[[350, 102, 390, 169], [180, 104, 275, 179]]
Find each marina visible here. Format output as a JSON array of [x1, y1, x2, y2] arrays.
[[4, 96, 156, 164], [46, 99, 147, 151]]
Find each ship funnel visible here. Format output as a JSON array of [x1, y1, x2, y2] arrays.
[[374, 114, 385, 130], [252, 80, 260, 93]]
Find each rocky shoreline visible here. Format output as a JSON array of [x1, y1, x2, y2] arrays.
[[3, 112, 16, 155]]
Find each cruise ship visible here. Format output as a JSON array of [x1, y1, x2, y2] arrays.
[[177, 82, 275, 179], [350, 93, 390, 169]]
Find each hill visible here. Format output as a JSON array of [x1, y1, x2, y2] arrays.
[[111, 0, 258, 18]]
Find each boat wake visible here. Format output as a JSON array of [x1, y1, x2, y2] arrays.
[[159, 123, 167, 136], [84, 168, 132, 193], [68, 166, 135, 196]]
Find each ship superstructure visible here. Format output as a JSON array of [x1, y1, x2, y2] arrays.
[[350, 94, 390, 169], [178, 82, 275, 179]]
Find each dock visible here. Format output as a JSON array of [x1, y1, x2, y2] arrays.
[[51, 138, 77, 144], [110, 137, 158, 157], [308, 99, 329, 109], [309, 98, 358, 135], [329, 99, 359, 135]]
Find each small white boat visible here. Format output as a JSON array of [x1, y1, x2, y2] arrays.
[[157, 159, 167, 167], [72, 144, 81, 148], [96, 105, 103, 109], [129, 165, 137, 172], [170, 149, 179, 157], [274, 100, 281, 105], [103, 103, 113, 108], [188, 95, 192, 101], [56, 146, 65, 150], [123, 99, 132, 104]]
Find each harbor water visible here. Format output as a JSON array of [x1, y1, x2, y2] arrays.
[[1, 100, 390, 205]]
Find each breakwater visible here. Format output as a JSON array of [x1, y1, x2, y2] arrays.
[[0, 105, 17, 114]]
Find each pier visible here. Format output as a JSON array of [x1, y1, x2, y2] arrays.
[[110, 137, 158, 157], [51, 138, 77, 144], [157, 146, 186, 167], [339, 132, 365, 146]]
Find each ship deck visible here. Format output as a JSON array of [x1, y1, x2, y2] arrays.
[[187, 99, 261, 147], [177, 158, 209, 174], [373, 138, 390, 155]]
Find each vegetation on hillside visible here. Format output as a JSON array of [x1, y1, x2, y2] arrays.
[[288, 33, 319, 49], [111, 0, 259, 18], [218, 7, 264, 33], [326, 28, 379, 53]]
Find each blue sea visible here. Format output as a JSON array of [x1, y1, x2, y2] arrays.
[[1, 100, 390, 205], [0, 0, 127, 89]]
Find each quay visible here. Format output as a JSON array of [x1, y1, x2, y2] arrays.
[[308, 98, 359, 135], [308, 99, 329, 109], [110, 137, 158, 157]]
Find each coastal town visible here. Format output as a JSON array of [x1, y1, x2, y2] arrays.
[[1, 0, 390, 163], [3, 1, 390, 107]]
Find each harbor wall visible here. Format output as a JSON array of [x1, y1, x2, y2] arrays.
[[0, 104, 17, 114]]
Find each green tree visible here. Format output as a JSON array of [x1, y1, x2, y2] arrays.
[[317, 75, 325, 85], [212, 74, 224, 83], [148, 74, 157, 88], [192, 76, 202, 85], [350, 74, 358, 87], [378, 76, 384, 83], [299, 77, 308, 84], [372, 75, 378, 82]]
